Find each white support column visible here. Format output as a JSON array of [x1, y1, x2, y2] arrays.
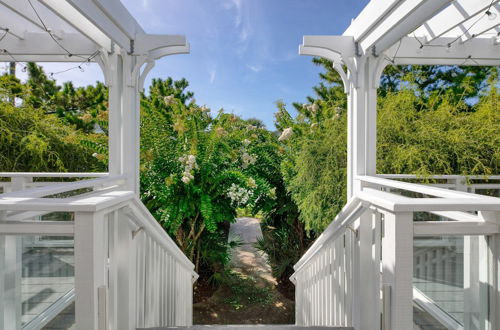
[[102, 50, 145, 194], [381, 211, 413, 329], [347, 57, 386, 197], [121, 53, 141, 194], [74, 211, 107, 330], [106, 53, 124, 178]]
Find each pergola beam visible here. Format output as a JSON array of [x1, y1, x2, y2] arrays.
[[41, 0, 144, 51], [413, 0, 499, 42], [0, 33, 99, 58], [387, 37, 500, 66], [359, 0, 452, 54], [344, 0, 453, 54], [40, 0, 114, 52]]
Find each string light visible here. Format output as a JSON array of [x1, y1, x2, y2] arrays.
[[413, 0, 495, 50], [0, 29, 8, 43], [26, 0, 87, 60]]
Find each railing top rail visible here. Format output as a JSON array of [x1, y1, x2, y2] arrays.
[[0, 187, 198, 276], [0, 190, 134, 212], [0, 175, 125, 199], [0, 172, 109, 178], [378, 173, 500, 180], [357, 175, 499, 200], [292, 197, 365, 274], [357, 187, 500, 212]]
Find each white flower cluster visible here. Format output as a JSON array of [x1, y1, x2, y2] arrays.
[[179, 154, 198, 184], [247, 177, 257, 188], [278, 127, 293, 141], [227, 183, 253, 206], [243, 139, 251, 146], [246, 125, 257, 130], [241, 152, 257, 169], [164, 95, 175, 105], [200, 105, 210, 113], [303, 103, 319, 114]]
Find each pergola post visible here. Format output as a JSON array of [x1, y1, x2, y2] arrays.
[[103, 52, 141, 194], [101, 43, 188, 195], [347, 57, 386, 197]]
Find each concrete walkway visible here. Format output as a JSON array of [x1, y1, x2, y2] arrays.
[[228, 217, 275, 287]]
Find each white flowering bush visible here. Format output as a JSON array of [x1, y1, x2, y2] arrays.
[[140, 79, 276, 280]]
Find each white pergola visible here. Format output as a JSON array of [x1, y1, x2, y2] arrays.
[[0, 0, 190, 194], [299, 0, 500, 199], [0, 1, 499, 330]]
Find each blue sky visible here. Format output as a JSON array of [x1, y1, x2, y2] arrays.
[[8, 0, 368, 129]]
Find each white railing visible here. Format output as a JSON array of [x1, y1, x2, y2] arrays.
[[291, 198, 365, 327], [0, 174, 198, 330], [0, 172, 109, 193], [292, 174, 500, 330]]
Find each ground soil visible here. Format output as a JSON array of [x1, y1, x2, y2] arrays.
[[193, 217, 295, 325]]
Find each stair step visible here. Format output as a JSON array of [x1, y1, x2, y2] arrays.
[[138, 326, 353, 330]]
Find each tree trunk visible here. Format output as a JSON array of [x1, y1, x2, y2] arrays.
[[8, 62, 15, 105]]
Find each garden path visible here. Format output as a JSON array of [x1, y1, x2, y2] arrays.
[[228, 217, 276, 287], [193, 217, 294, 324]]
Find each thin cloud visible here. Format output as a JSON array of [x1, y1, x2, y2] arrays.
[[247, 64, 263, 73], [209, 69, 216, 84], [141, 0, 150, 10]]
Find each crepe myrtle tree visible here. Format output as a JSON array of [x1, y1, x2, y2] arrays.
[[140, 78, 275, 274]]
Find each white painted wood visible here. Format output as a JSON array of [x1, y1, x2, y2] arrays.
[[386, 37, 500, 66], [0, 176, 124, 199], [414, 221, 500, 236], [359, 210, 377, 330], [413, 0, 499, 41], [381, 211, 413, 330], [343, 0, 401, 40], [0, 32, 100, 56], [0, 221, 74, 236], [357, 188, 500, 212], [492, 231, 500, 330], [357, 175, 492, 199], [357, 0, 452, 53], [0, 172, 108, 178], [41, 0, 130, 49], [74, 211, 107, 330], [1, 235, 22, 330]]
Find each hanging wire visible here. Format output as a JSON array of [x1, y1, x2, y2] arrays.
[[0, 29, 9, 43], [414, 0, 495, 49], [385, 38, 403, 64], [26, 0, 88, 60], [460, 55, 480, 66], [0, 49, 28, 72], [48, 50, 100, 78]]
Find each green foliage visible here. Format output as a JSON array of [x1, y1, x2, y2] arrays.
[[276, 62, 499, 234], [0, 91, 103, 172], [139, 78, 277, 279]]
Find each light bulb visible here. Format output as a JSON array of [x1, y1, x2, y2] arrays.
[[486, 10, 497, 21]]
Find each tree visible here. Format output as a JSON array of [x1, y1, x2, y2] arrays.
[[276, 61, 499, 233], [140, 78, 275, 280]]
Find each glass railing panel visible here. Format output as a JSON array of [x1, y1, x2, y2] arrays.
[[0, 235, 75, 329], [413, 235, 489, 330]]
